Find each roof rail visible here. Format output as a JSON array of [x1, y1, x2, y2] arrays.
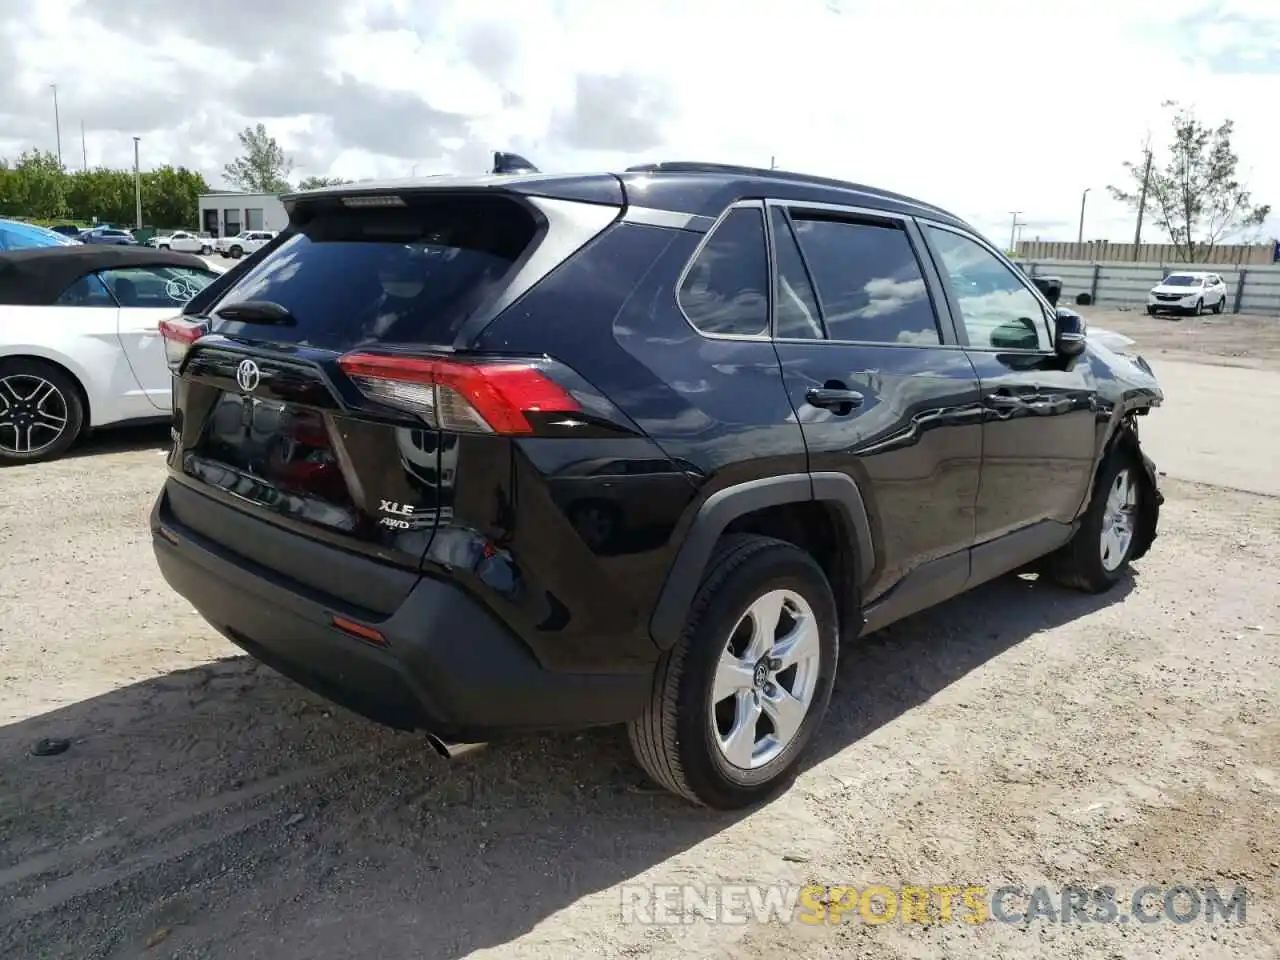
[[623, 161, 959, 221]]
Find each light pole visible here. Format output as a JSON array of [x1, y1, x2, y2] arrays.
[[1008, 211, 1022, 252], [133, 137, 142, 229], [1077, 188, 1091, 244], [50, 84, 63, 167]]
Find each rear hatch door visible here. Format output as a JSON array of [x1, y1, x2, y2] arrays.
[[166, 189, 589, 614]]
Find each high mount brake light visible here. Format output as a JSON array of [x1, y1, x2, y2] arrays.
[[338, 353, 580, 435], [158, 316, 209, 371]]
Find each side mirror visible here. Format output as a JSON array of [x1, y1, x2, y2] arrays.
[[1055, 307, 1087, 358]]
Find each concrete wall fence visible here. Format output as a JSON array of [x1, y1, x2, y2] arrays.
[[1016, 240, 1279, 266], [1022, 259, 1280, 318]]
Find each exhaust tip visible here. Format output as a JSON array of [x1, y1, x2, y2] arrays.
[[426, 734, 488, 760]]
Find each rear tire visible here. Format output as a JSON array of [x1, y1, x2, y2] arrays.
[[628, 534, 839, 809], [1048, 449, 1144, 593], [0, 358, 85, 466], [230, 246, 243, 259], [1212, 296, 1224, 314], [201, 245, 212, 255]]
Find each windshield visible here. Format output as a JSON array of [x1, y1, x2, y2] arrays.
[[0, 219, 80, 250], [1163, 275, 1199, 286]]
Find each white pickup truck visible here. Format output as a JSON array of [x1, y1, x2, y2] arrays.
[[154, 230, 213, 254], [214, 230, 277, 259]]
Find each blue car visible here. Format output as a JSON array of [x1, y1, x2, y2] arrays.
[[0, 218, 82, 250]]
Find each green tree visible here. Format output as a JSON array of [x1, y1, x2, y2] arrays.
[[142, 166, 210, 228], [223, 123, 294, 193], [64, 168, 134, 224], [1109, 101, 1271, 262], [296, 175, 352, 190], [0, 150, 68, 219]]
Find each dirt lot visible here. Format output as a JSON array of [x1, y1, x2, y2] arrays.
[[1, 312, 1278, 959]]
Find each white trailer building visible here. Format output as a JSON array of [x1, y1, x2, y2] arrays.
[[197, 192, 288, 239]]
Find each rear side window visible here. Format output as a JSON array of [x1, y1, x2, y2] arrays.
[[678, 207, 769, 337], [770, 207, 824, 340], [209, 194, 537, 350], [788, 217, 941, 345], [54, 273, 115, 307]]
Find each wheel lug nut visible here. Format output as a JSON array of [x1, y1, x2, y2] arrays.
[[762, 682, 777, 697]]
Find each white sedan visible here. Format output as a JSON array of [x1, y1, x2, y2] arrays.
[[0, 245, 221, 464], [155, 230, 214, 255], [1146, 271, 1229, 316]]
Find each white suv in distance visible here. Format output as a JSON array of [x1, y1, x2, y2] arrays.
[[154, 231, 213, 255], [214, 230, 277, 259], [1147, 271, 1228, 316]]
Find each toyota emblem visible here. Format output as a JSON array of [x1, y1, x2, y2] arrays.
[[236, 358, 261, 393]]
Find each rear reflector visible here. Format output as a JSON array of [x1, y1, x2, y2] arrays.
[[331, 615, 386, 646], [338, 352, 580, 435], [158, 316, 209, 371]]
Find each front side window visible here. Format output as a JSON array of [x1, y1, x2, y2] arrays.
[[925, 226, 1051, 351], [678, 206, 769, 337], [788, 216, 941, 345], [100, 266, 218, 307]]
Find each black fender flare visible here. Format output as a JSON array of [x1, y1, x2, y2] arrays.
[[648, 472, 874, 649]]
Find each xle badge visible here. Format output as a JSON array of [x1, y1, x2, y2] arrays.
[[378, 500, 416, 530]]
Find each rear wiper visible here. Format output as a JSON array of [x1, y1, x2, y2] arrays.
[[215, 300, 296, 326]]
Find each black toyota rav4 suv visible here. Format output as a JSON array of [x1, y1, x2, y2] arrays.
[[153, 162, 1164, 809]]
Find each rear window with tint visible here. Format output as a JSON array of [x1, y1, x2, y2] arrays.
[[208, 194, 537, 350]]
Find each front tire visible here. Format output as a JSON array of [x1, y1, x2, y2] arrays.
[[229, 246, 243, 259], [0, 359, 85, 466], [1048, 450, 1144, 593], [1194, 298, 1204, 316], [1146, 305, 1158, 316], [628, 535, 839, 809]]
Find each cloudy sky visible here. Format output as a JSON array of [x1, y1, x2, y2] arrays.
[[1, 0, 1277, 246]]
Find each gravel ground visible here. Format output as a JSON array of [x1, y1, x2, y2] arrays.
[[0, 313, 1277, 959]]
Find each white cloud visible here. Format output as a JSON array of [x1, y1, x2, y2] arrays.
[[1, 0, 1276, 246]]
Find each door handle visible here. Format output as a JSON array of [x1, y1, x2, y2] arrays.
[[806, 387, 864, 410], [987, 390, 1027, 410]]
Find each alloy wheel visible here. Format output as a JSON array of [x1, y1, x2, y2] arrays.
[[710, 589, 821, 770], [1100, 467, 1138, 572], [0, 374, 70, 457]]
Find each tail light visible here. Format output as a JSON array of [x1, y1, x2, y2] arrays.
[[158, 316, 209, 371], [338, 352, 580, 435]]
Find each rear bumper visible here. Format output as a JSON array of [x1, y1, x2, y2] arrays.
[[150, 489, 651, 741]]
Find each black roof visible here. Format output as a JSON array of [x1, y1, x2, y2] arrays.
[[282, 161, 970, 229], [0, 246, 209, 306]]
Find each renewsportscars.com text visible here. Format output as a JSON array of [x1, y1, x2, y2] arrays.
[[619, 883, 1249, 926]]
